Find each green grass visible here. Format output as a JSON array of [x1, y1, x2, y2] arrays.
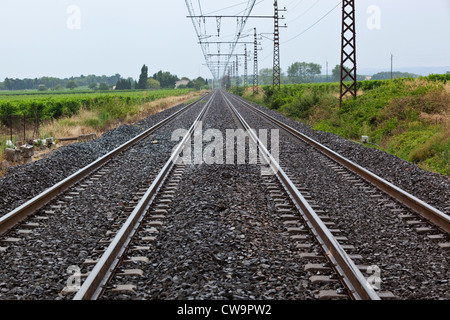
[[233, 75, 450, 176]]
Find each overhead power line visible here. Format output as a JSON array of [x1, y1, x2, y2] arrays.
[[283, 2, 340, 45], [185, 0, 257, 81]]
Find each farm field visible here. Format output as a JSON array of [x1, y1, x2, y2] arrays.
[[0, 88, 203, 167], [0, 89, 195, 119]]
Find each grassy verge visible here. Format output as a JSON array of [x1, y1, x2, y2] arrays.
[[38, 90, 206, 138], [233, 76, 450, 176]]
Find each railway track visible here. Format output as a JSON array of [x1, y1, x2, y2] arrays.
[[0, 93, 213, 299], [0, 89, 448, 300], [75, 90, 387, 300], [72, 92, 216, 299], [0, 93, 210, 237], [221, 91, 384, 300], [227, 92, 450, 237], [225, 90, 449, 299]]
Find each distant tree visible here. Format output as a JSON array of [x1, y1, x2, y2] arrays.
[[115, 79, 122, 90], [52, 84, 62, 91], [332, 64, 353, 82], [147, 78, 161, 90], [98, 83, 110, 91], [371, 71, 419, 80], [66, 80, 78, 90], [137, 64, 149, 90], [89, 82, 98, 90], [153, 71, 179, 88], [287, 62, 322, 83], [1, 74, 123, 91], [259, 68, 273, 85], [115, 78, 132, 90], [187, 77, 207, 90], [288, 62, 304, 83], [37, 84, 47, 91]]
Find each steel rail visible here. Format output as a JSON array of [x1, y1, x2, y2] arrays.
[[0, 93, 210, 237], [228, 93, 450, 235], [221, 90, 380, 300], [73, 92, 217, 300]]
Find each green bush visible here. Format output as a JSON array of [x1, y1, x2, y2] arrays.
[[233, 74, 450, 175]]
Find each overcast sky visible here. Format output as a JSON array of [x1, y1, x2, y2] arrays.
[[0, 0, 449, 80]]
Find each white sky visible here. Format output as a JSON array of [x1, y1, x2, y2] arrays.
[[0, 0, 449, 80]]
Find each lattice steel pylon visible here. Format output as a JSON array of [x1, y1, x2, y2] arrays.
[[273, 1, 281, 90], [339, 0, 357, 108], [244, 45, 248, 88], [236, 55, 240, 87], [253, 28, 259, 95]]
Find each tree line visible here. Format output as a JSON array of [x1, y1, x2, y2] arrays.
[[255, 62, 363, 85], [245, 61, 420, 86], [0, 64, 209, 91], [117, 65, 208, 91], [0, 74, 122, 91]]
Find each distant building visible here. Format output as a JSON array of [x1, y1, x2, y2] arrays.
[[175, 79, 190, 88], [365, 76, 372, 80]]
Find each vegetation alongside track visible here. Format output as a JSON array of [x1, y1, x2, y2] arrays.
[[233, 74, 450, 176], [0, 89, 195, 121], [0, 89, 204, 166]]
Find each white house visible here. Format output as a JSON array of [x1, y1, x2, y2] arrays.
[[175, 79, 190, 88]]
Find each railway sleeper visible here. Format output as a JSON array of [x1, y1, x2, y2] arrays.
[[116, 269, 144, 277], [262, 169, 366, 299], [318, 289, 349, 300], [310, 275, 339, 284], [107, 284, 137, 294]]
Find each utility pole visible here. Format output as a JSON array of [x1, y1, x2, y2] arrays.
[[253, 28, 259, 95], [207, 53, 246, 87], [244, 45, 248, 88], [232, 61, 235, 84], [272, 1, 287, 90], [236, 55, 240, 87], [273, 1, 281, 90], [390, 53, 393, 80], [339, 0, 357, 108], [188, 12, 279, 89]]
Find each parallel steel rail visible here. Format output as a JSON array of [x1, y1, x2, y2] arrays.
[[73, 92, 216, 300], [221, 90, 380, 300], [0, 94, 209, 237], [228, 92, 450, 235]]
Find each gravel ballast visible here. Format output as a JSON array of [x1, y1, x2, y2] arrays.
[[232, 93, 449, 215], [230, 93, 449, 300], [0, 98, 208, 299], [101, 91, 345, 300], [0, 91, 448, 300]]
